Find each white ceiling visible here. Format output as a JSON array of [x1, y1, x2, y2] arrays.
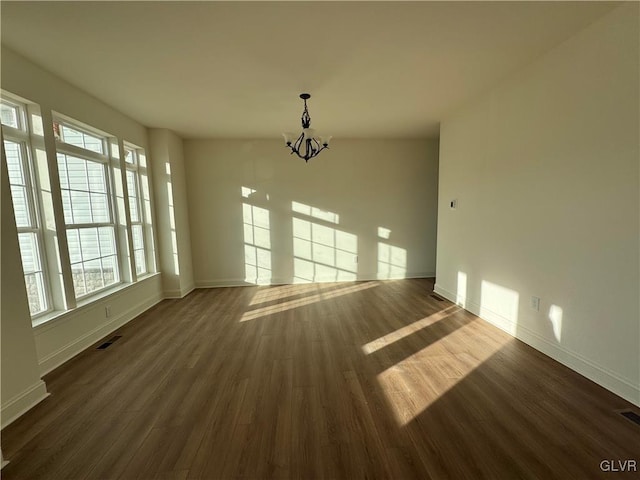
[[1, 1, 616, 139]]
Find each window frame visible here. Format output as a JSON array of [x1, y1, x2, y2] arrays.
[[1, 98, 53, 317], [54, 117, 123, 300], [124, 145, 149, 277]]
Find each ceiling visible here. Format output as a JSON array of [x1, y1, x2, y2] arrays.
[[1, 1, 616, 139]]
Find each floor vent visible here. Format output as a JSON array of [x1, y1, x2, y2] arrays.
[[430, 294, 445, 302], [96, 335, 122, 350], [619, 410, 640, 426]]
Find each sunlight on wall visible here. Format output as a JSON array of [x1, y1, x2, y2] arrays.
[[240, 281, 378, 322], [292, 201, 357, 283], [376, 226, 407, 280], [242, 187, 272, 285], [549, 304, 563, 342], [377, 227, 391, 239], [292, 201, 339, 224], [480, 280, 519, 335], [377, 243, 407, 280], [456, 271, 467, 308], [241, 186, 255, 199], [166, 162, 179, 275]]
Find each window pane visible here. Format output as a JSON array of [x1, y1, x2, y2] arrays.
[[140, 174, 150, 201], [24, 272, 43, 314], [98, 227, 116, 256], [101, 255, 118, 285], [10, 185, 31, 227], [18, 232, 40, 273], [4, 140, 25, 184], [70, 190, 92, 223], [17, 233, 47, 314], [134, 250, 146, 275], [58, 154, 111, 226], [132, 224, 144, 250], [66, 229, 82, 263], [127, 170, 140, 222], [79, 228, 100, 261], [65, 155, 88, 190], [126, 170, 137, 194], [86, 161, 106, 193], [125, 149, 135, 164], [57, 153, 69, 188], [68, 226, 118, 299], [1, 102, 19, 128], [90, 193, 110, 222], [144, 200, 152, 224], [83, 259, 104, 293], [61, 190, 74, 223], [72, 263, 86, 297], [59, 124, 104, 154], [129, 199, 139, 222]]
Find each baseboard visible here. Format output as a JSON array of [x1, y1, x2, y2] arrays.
[[164, 285, 195, 298], [1, 380, 49, 430], [181, 284, 195, 297], [434, 284, 640, 407], [37, 294, 163, 376], [163, 289, 182, 298], [196, 272, 436, 289]]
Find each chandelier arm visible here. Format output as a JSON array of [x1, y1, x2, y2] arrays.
[[294, 132, 304, 152], [310, 137, 320, 157]]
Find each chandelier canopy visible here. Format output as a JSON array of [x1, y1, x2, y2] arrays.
[[283, 93, 331, 163]]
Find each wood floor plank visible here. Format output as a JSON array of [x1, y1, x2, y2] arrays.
[[2, 278, 639, 480]]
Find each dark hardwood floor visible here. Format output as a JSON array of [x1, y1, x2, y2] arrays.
[[2, 278, 638, 479]]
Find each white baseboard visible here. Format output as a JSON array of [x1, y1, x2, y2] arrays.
[[164, 285, 195, 298], [434, 284, 640, 407], [196, 272, 436, 289], [37, 294, 163, 376], [1, 380, 49, 430]]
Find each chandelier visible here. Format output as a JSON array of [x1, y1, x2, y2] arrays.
[[283, 93, 331, 162]]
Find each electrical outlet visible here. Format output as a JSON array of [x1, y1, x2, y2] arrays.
[[531, 296, 540, 312], [105, 306, 112, 318], [450, 199, 458, 210]]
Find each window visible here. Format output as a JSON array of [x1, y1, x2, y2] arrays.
[[1, 98, 50, 315], [55, 119, 120, 298], [124, 145, 150, 276], [3, 89, 158, 323]]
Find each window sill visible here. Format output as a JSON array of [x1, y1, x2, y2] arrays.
[[32, 272, 161, 331]]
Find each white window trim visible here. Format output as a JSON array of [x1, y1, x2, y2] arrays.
[[53, 115, 124, 299], [2, 98, 53, 318]]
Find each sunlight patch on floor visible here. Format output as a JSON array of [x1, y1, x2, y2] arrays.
[[240, 281, 379, 322], [361, 304, 461, 355], [374, 323, 510, 427], [249, 282, 320, 306]]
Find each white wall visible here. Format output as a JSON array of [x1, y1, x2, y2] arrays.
[[184, 139, 439, 286], [435, 4, 639, 405], [1, 48, 164, 417], [149, 129, 194, 297]]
